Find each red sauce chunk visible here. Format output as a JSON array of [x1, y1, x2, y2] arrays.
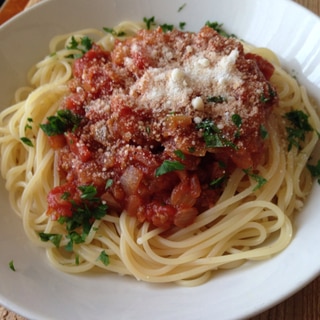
[[47, 26, 278, 229]]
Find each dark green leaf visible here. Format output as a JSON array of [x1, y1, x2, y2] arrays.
[[174, 149, 186, 160], [66, 36, 93, 58], [78, 185, 98, 200], [260, 84, 277, 103], [205, 21, 236, 38], [207, 96, 227, 103], [260, 124, 269, 140], [143, 16, 156, 30], [40, 109, 82, 136], [307, 160, 320, 184], [196, 119, 237, 149], [160, 24, 174, 33], [9, 260, 15, 272], [39, 232, 62, 248], [97, 250, 110, 266], [103, 27, 126, 37], [243, 168, 267, 191], [209, 176, 226, 189], [20, 137, 34, 147], [179, 22, 186, 30], [284, 110, 313, 151], [155, 160, 185, 177], [178, 3, 186, 12], [231, 114, 242, 128]]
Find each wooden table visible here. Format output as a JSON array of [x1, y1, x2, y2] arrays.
[[0, 0, 320, 319]]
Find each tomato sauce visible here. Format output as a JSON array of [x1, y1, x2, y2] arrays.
[[47, 26, 277, 229]]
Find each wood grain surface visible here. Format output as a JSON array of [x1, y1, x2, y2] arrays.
[[0, 0, 319, 319]]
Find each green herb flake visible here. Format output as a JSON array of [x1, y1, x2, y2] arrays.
[[65, 231, 86, 252], [205, 21, 236, 38], [24, 124, 32, 131], [231, 114, 242, 128], [66, 36, 93, 58], [196, 119, 237, 149], [40, 109, 82, 136], [78, 185, 98, 200], [9, 260, 16, 272], [103, 27, 126, 37], [188, 146, 196, 153], [260, 124, 269, 140], [260, 84, 277, 103], [39, 232, 62, 248], [97, 250, 110, 266], [56, 185, 108, 253], [307, 160, 320, 184], [284, 110, 313, 151], [174, 149, 186, 160], [178, 3, 187, 12], [160, 24, 174, 33], [143, 16, 156, 30], [209, 176, 226, 189], [155, 160, 185, 177], [61, 192, 71, 201], [20, 137, 34, 147], [179, 22, 186, 30], [24, 118, 33, 131], [105, 179, 113, 189], [207, 95, 227, 103], [243, 168, 267, 191]]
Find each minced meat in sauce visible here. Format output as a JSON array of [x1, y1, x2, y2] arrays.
[[46, 26, 278, 229]]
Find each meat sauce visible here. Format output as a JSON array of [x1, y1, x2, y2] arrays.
[[46, 26, 278, 229]]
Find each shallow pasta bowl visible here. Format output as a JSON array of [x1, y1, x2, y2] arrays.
[[1, 0, 320, 319]]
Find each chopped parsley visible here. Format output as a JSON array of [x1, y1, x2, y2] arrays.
[[20, 137, 34, 147], [103, 27, 126, 37], [307, 160, 320, 184], [188, 146, 196, 153], [174, 149, 186, 160], [64, 231, 86, 252], [143, 16, 156, 30], [205, 21, 236, 38], [66, 36, 93, 58], [105, 179, 113, 189], [179, 22, 186, 30], [160, 23, 174, 33], [260, 84, 277, 103], [196, 119, 237, 149], [232, 114, 242, 138], [24, 117, 33, 131], [209, 176, 226, 189], [40, 109, 82, 136], [243, 168, 267, 191], [231, 114, 242, 128], [97, 250, 110, 266], [40, 185, 108, 252], [9, 260, 16, 272], [178, 3, 187, 12], [260, 124, 269, 140], [284, 110, 313, 151], [207, 95, 227, 103], [39, 232, 62, 248], [155, 160, 185, 177]]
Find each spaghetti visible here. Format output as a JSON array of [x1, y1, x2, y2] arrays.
[[0, 20, 319, 286]]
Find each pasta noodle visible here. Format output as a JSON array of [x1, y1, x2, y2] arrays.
[[0, 20, 319, 287]]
